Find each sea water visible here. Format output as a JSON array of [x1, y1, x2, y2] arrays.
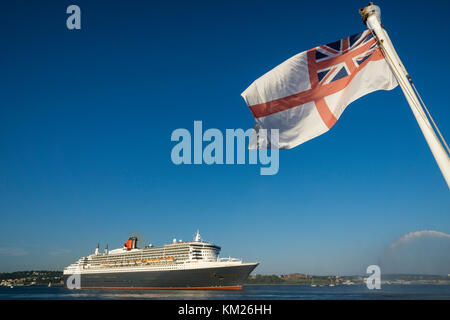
[[1, 285, 449, 300]]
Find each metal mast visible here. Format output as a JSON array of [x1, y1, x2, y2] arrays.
[[360, 3, 450, 188]]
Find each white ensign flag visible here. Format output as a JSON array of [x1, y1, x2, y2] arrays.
[[242, 30, 398, 149]]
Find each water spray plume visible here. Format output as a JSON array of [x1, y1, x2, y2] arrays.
[[390, 230, 450, 249]]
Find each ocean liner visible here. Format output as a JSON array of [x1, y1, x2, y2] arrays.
[[63, 231, 258, 290]]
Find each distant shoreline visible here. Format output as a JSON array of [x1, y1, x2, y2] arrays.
[[1, 271, 449, 287], [245, 274, 450, 286]]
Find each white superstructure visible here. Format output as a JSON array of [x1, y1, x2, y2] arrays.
[[64, 231, 248, 275]]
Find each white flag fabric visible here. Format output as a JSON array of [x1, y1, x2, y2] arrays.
[[241, 29, 398, 149]]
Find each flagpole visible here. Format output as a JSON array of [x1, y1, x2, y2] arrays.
[[360, 3, 450, 189]]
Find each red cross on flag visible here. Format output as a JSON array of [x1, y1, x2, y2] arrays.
[[242, 29, 398, 149]]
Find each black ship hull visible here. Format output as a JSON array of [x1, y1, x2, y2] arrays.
[[64, 263, 258, 290]]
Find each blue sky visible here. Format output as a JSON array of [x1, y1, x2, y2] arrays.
[[0, 0, 449, 275]]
